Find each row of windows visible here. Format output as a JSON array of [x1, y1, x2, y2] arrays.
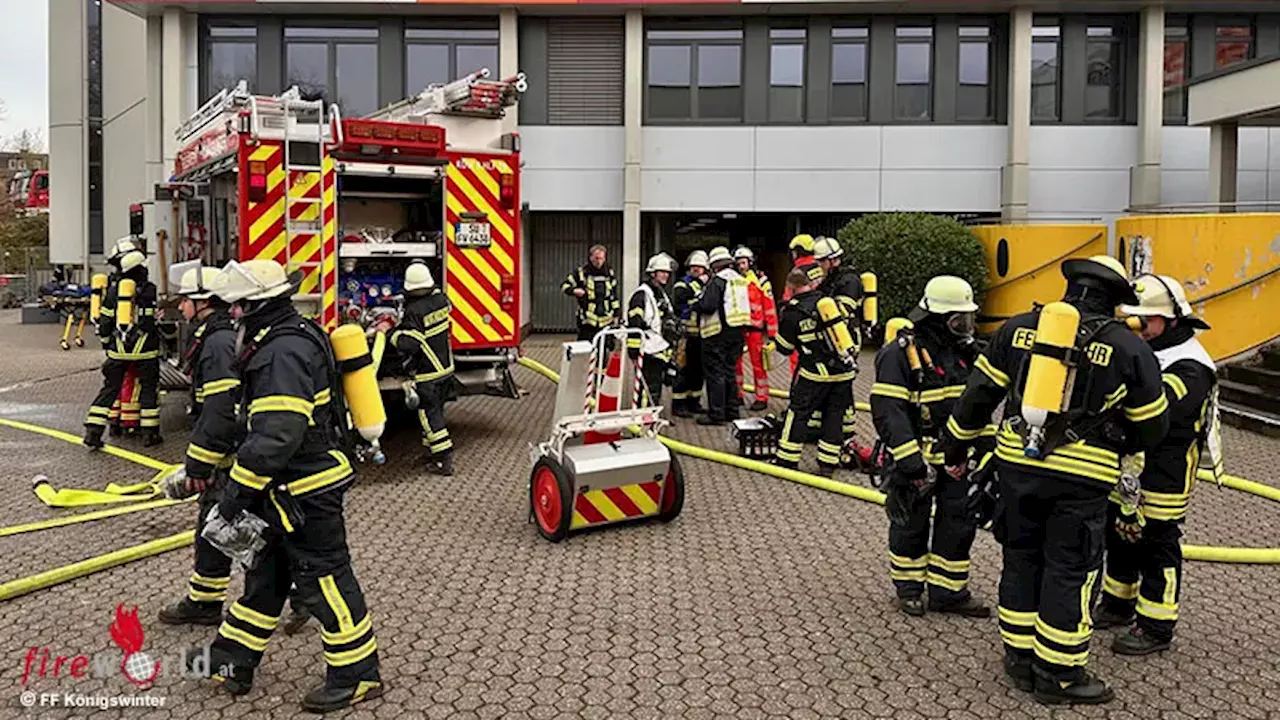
[[1163, 19, 1257, 120]]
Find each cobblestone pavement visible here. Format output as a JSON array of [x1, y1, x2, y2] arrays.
[[1, 315, 1279, 719]]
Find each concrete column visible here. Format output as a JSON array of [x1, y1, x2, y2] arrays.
[[1002, 8, 1031, 222], [48, 0, 88, 266], [102, 4, 148, 245], [622, 10, 643, 294], [1209, 122, 1239, 211], [1132, 5, 1165, 209], [145, 17, 165, 188], [499, 9, 519, 135], [160, 8, 186, 171]]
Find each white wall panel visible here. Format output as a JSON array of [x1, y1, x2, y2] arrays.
[[102, 4, 148, 248], [519, 127, 624, 210], [1161, 126, 1280, 205], [1029, 127, 1137, 218]]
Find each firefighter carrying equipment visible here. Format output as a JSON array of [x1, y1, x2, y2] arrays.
[[390, 283, 454, 472], [562, 262, 621, 335], [330, 325, 387, 449], [697, 264, 752, 339], [1061, 254, 1140, 306], [813, 237, 843, 261], [403, 260, 435, 291], [671, 269, 707, 416], [789, 234, 816, 254], [108, 236, 144, 266], [183, 305, 240, 479], [816, 297, 857, 366], [212, 259, 296, 304], [90, 273, 108, 323], [1021, 301, 1081, 459]]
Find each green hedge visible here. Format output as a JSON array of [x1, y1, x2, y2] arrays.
[[836, 212, 989, 328]]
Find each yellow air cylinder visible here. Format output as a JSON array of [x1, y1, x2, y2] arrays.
[[884, 317, 913, 345], [1125, 316, 1146, 334], [329, 324, 387, 445], [1021, 301, 1080, 458], [116, 279, 136, 327], [816, 296, 856, 360], [860, 272, 878, 327], [90, 273, 108, 322]]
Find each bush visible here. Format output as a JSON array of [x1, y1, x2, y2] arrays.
[[836, 212, 989, 328]]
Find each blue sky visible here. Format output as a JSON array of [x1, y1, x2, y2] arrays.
[[0, 0, 49, 144]]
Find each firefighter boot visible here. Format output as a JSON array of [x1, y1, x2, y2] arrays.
[[929, 594, 991, 618], [673, 400, 694, 419], [1111, 626, 1171, 656], [282, 605, 314, 635], [1004, 652, 1034, 692], [141, 428, 164, 447], [83, 425, 105, 450], [749, 399, 768, 412], [186, 646, 253, 696], [427, 451, 454, 477], [301, 680, 385, 714], [1091, 603, 1135, 630], [1033, 667, 1115, 706], [816, 463, 837, 479], [898, 595, 926, 617], [158, 598, 223, 626]]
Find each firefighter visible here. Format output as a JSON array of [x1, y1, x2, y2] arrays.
[[942, 256, 1169, 705], [390, 261, 455, 476], [196, 259, 382, 713], [671, 251, 709, 418], [83, 248, 163, 448], [772, 268, 854, 477], [872, 276, 993, 618], [561, 244, 620, 342], [734, 246, 777, 411], [100, 238, 146, 436], [784, 234, 824, 378], [695, 246, 752, 425], [626, 254, 680, 405], [1095, 274, 1218, 656], [812, 236, 863, 440]]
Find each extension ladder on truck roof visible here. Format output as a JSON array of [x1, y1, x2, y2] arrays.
[[365, 69, 528, 124]]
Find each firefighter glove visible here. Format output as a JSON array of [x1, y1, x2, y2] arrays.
[[402, 380, 420, 411], [202, 505, 269, 569], [1115, 504, 1145, 543]]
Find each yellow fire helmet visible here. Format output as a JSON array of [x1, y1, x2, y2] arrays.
[[789, 234, 815, 253], [918, 275, 979, 314]]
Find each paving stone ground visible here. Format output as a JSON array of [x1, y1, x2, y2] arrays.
[[1, 310, 1279, 719]]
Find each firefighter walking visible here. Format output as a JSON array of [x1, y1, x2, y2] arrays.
[[872, 277, 992, 618], [1095, 274, 1219, 656], [562, 244, 620, 342], [672, 251, 709, 418], [695, 246, 752, 425], [391, 261, 456, 476], [943, 256, 1169, 705], [734, 246, 777, 411], [626, 254, 680, 405], [197, 259, 382, 713], [772, 268, 855, 476], [83, 247, 164, 448]]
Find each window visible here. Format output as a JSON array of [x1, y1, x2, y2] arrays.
[[1164, 22, 1189, 122], [1216, 22, 1253, 69], [1085, 24, 1123, 121], [768, 28, 805, 123], [284, 27, 379, 117], [894, 25, 933, 121], [645, 28, 743, 122], [206, 24, 256, 96], [957, 24, 993, 121], [830, 27, 868, 121], [405, 27, 499, 94], [1031, 22, 1061, 122]]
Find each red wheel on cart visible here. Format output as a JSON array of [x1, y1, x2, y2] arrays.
[[530, 457, 573, 542], [657, 454, 685, 523]]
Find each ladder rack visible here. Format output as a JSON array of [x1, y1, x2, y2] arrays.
[[364, 68, 528, 123], [174, 80, 337, 146]]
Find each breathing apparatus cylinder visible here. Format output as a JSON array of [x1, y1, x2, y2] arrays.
[[90, 273, 108, 322], [329, 324, 388, 457], [816, 297, 856, 363], [1125, 316, 1145, 333], [1021, 301, 1081, 459], [116, 279, 137, 328], [860, 272, 878, 327], [884, 317, 913, 345]]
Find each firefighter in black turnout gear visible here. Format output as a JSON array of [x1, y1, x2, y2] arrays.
[[83, 247, 164, 448], [391, 261, 455, 476], [872, 276, 993, 618], [562, 244, 620, 342], [197, 259, 382, 713], [773, 268, 855, 477], [671, 250, 709, 417], [627, 254, 680, 405], [695, 246, 752, 425], [1095, 274, 1220, 656], [942, 256, 1169, 706], [812, 237, 864, 440]]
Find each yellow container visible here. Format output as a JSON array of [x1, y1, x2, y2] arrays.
[[884, 317, 913, 345], [329, 324, 387, 444], [1022, 301, 1080, 427], [972, 224, 1107, 334], [116, 279, 136, 327], [816, 296, 856, 359], [860, 272, 878, 327], [89, 273, 108, 322]]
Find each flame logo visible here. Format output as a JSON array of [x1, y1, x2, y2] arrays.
[[109, 604, 161, 687]]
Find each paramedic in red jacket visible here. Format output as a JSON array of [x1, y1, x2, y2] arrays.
[[734, 246, 777, 411]]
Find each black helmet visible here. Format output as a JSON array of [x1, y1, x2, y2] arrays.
[[1061, 255, 1138, 305]]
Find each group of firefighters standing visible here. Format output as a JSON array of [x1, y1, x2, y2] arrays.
[[563, 238, 1219, 707]]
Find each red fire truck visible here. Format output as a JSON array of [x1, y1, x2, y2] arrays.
[[7, 169, 49, 216], [160, 70, 526, 397]]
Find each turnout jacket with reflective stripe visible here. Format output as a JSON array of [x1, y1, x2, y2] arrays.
[[871, 326, 994, 478], [97, 276, 160, 360], [391, 291, 454, 384], [224, 308, 353, 510], [184, 311, 240, 479], [943, 308, 1170, 488], [562, 264, 620, 328], [819, 266, 864, 349], [672, 274, 705, 336], [774, 289, 854, 384]]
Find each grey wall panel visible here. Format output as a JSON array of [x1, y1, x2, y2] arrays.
[[529, 212, 624, 332], [378, 19, 404, 110], [546, 18, 623, 125], [519, 18, 549, 125]]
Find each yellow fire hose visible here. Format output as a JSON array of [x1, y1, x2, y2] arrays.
[[518, 356, 1280, 565], [0, 417, 172, 472], [0, 531, 194, 602]]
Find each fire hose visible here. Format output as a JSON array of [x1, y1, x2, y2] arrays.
[[517, 356, 1280, 565]]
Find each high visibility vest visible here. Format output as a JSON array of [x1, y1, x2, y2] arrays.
[[721, 269, 752, 329], [745, 269, 778, 335]]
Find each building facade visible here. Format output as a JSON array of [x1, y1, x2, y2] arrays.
[[49, 0, 1280, 330]]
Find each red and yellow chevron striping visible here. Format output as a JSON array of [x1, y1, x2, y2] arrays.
[[445, 156, 517, 348], [571, 481, 662, 529]]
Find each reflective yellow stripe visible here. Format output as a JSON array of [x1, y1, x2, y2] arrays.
[[1136, 595, 1179, 621], [999, 606, 1036, 626], [1124, 393, 1169, 422], [320, 575, 355, 631], [890, 439, 921, 461], [1001, 629, 1035, 650], [322, 614, 373, 645], [230, 462, 270, 491], [946, 415, 984, 441], [1035, 617, 1088, 646], [976, 355, 1009, 387], [218, 623, 269, 652], [926, 554, 970, 573], [1079, 569, 1098, 634], [918, 385, 965, 404], [871, 383, 911, 401], [188, 589, 226, 602], [888, 552, 927, 569], [1162, 373, 1188, 401], [1033, 638, 1088, 667], [248, 395, 314, 418], [926, 572, 966, 591], [1103, 574, 1139, 600], [192, 573, 231, 589], [285, 450, 353, 496], [230, 602, 280, 631], [186, 444, 225, 465], [324, 637, 378, 667], [201, 378, 240, 397], [314, 387, 332, 405]]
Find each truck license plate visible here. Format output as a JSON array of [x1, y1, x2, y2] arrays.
[[456, 222, 491, 248]]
